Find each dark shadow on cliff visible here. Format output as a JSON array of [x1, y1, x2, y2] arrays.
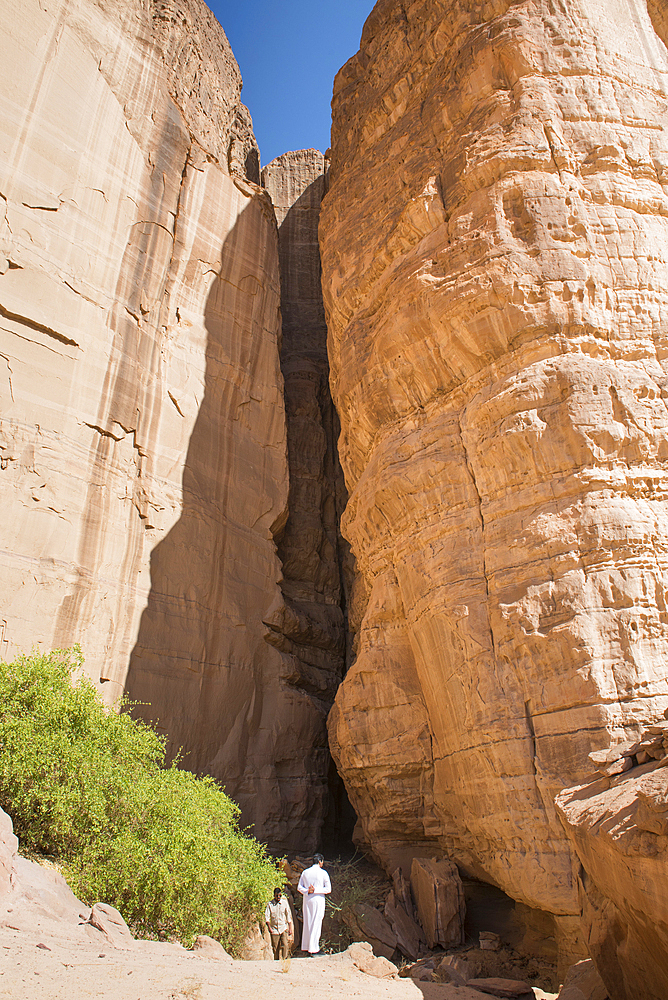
[[123, 193, 285, 814], [267, 172, 357, 853], [123, 180, 355, 853]]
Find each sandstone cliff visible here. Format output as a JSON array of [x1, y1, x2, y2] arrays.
[[0, 0, 329, 850], [321, 0, 668, 949]]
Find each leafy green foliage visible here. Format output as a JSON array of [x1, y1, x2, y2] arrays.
[[0, 647, 281, 951]]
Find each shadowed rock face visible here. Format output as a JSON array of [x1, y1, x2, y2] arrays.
[[320, 0, 668, 933], [261, 149, 356, 849], [262, 150, 349, 708], [0, 0, 336, 850]]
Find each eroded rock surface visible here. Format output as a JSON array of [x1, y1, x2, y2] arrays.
[[0, 0, 325, 849], [556, 759, 668, 1000], [322, 0, 668, 943]]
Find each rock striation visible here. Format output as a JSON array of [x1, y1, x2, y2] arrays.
[[321, 0, 668, 957], [0, 0, 331, 850]]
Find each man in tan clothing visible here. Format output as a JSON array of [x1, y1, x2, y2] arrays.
[[264, 887, 293, 960]]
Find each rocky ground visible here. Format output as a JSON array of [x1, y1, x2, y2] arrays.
[[0, 927, 559, 1000], [1, 812, 600, 1000]]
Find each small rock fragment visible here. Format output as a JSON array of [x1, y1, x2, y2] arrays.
[[345, 941, 398, 978], [88, 902, 134, 950], [479, 930, 502, 951]]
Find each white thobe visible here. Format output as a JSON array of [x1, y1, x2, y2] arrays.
[[298, 863, 331, 953]]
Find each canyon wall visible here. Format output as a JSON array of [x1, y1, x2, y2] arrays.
[[262, 150, 355, 846], [262, 150, 348, 716], [0, 0, 331, 850], [321, 0, 668, 944]]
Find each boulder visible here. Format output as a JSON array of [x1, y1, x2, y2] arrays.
[[399, 956, 437, 981], [341, 902, 397, 960], [557, 960, 608, 1000], [345, 941, 398, 978], [192, 935, 232, 961], [439, 954, 473, 981], [384, 889, 425, 960], [88, 902, 135, 950], [8, 855, 90, 938], [410, 858, 465, 948], [479, 931, 502, 951], [556, 767, 668, 999], [237, 922, 273, 961], [407, 959, 436, 982], [435, 960, 467, 986]]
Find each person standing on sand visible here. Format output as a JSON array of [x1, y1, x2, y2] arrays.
[[264, 887, 293, 960], [297, 853, 331, 956]]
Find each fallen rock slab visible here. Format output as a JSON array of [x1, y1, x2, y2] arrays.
[[556, 768, 668, 999], [467, 978, 535, 999], [557, 959, 608, 999], [342, 901, 398, 960], [410, 858, 465, 948], [237, 921, 273, 961], [385, 889, 424, 960]]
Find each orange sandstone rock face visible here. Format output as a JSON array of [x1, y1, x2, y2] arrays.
[[556, 764, 668, 1000], [0, 0, 323, 849], [321, 0, 668, 921]]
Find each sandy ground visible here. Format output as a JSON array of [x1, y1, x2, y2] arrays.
[[0, 926, 515, 1000]]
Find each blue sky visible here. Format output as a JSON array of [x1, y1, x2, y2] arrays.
[[209, 1, 375, 166]]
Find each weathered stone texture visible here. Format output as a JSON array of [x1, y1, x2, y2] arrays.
[[556, 755, 668, 1000], [322, 0, 668, 927], [0, 0, 323, 848]]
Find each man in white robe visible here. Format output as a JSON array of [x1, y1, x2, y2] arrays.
[[297, 853, 331, 955]]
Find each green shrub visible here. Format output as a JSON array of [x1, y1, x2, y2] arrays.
[[0, 647, 281, 951]]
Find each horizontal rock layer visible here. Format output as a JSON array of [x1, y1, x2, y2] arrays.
[[321, 0, 668, 932]]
